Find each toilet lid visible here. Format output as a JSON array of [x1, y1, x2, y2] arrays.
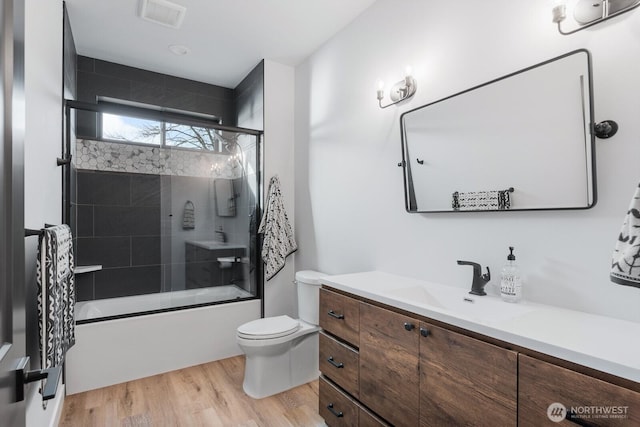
[[237, 315, 300, 339]]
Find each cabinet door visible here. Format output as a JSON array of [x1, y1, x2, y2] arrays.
[[519, 354, 640, 426], [419, 322, 517, 427], [359, 302, 420, 427]]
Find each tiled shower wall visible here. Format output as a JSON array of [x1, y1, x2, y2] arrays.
[[75, 171, 163, 301], [74, 140, 246, 301], [73, 57, 263, 302]]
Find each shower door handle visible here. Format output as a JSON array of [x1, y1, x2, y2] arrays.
[[14, 356, 62, 402]]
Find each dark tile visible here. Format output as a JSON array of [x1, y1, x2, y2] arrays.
[[164, 75, 231, 99], [94, 59, 165, 86], [77, 56, 95, 72], [163, 90, 231, 122], [76, 110, 98, 139], [130, 174, 161, 206], [130, 82, 166, 106], [69, 164, 77, 205], [94, 266, 162, 299], [132, 236, 161, 266], [76, 205, 93, 237], [129, 206, 161, 236], [76, 237, 131, 268], [94, 206, 160, 236], [83, 72, 131, 101], [77, 171, 131, 206], [234, 61, 263, 97], [77, 71, 98, 102], [75, 272, 95, 301]]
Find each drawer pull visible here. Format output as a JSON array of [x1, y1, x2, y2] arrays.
[[327, 310, 345, 319], [327, 403, 344, 418], [420, 327, 430, 337], [404, 322, 415, 331], [327, 356, 344, 368]]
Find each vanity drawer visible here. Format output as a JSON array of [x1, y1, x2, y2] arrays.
[[320, 287, 360, 346], [320, 332, 359, 399], [519, 354, 640, 426], [359, 406, 389, 427], [320, 376, 359, 427]]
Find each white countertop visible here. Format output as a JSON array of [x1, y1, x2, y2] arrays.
[[322, 271, 640, 383]]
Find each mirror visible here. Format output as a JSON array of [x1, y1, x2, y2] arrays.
[[400, 50, 596, 213], [214, 178, 237, 217], [556, 0, 640, 35]]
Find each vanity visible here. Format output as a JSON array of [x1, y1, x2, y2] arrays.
[[318, 272, 640, 426], [184, 240, 246, 289]]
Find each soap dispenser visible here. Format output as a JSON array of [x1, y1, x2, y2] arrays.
[[500, 246, 522, 303]]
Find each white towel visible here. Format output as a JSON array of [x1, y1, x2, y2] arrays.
[[611, 182, 640, 288], [36, 224, 76, 369], [258, 175, 297, 280]]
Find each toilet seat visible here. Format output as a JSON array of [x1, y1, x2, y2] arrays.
[[237, 315, 300, 340]]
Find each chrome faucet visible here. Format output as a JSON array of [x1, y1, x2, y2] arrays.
[[457, 260, 491, 296]]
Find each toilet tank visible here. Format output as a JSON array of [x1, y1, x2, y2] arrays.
[[296, 270, 327, 325]]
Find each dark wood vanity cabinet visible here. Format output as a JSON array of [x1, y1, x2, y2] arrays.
[[519, 354, 640, 426], [318, 285, 638, 427], [359, 302, 420, 426], [419, 322, 517, 426], [319, 289, 388, 427]]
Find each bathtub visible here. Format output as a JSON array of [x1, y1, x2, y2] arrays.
[[75, 284, 254, 322], [66, 290, 261, 394]]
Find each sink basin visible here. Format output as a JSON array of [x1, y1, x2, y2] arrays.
[[383, 285, 536, 324]]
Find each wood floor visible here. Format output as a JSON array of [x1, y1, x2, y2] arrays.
[[59, 355, 326, 427]]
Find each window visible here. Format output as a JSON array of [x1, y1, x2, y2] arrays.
[[101, 113, 162, 146], [165, 123, 219, 151], [100, 110, 222, 152]]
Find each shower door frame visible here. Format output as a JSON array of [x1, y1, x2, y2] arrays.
[[63, 99, 265, 320]]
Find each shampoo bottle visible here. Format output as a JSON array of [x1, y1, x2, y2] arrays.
[[500, 246, 522, 303]]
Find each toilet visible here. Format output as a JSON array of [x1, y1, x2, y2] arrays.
[[236, 270, 326, 399]]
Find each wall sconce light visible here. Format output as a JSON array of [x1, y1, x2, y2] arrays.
[[552, 0, 640, 35], [377, 66, 417, 109]]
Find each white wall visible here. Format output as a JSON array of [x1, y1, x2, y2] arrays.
[[24, 0, 65, 426], [294, 0, 640, 323], [263, 60, 298, 317]]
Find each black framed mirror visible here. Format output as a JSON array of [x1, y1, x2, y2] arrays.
[[400, 49, 596, 213], [555, 0, 640, 35]]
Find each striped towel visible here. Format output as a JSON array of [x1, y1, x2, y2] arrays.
[[258, 175, 297, 280], [452, 189, 512, 211], [611, 182, 640, 288], [36, 224, 75, 369]]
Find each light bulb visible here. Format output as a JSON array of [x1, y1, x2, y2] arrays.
[[551, 0, 566, 23], [376, 80, 385, 100], [404, 66, 413, 86]]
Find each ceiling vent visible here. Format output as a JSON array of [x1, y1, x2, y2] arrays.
[[139, 0, 186, 29]]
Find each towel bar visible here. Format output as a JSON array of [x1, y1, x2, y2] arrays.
[[24, 223, 58, 237]]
